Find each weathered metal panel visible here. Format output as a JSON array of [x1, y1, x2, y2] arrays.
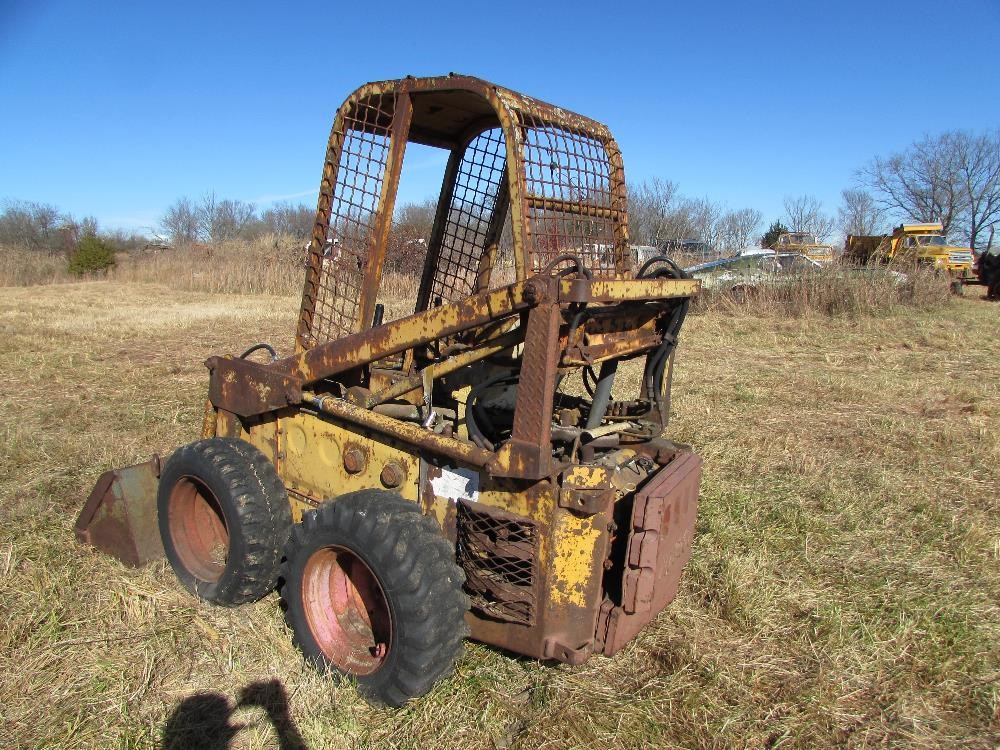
[[275, 411, 419, 509], [74, 459, 164, 567], [206, 356, 304, 417], [436, 469, 613, 664], [595, 451, 702, 655]]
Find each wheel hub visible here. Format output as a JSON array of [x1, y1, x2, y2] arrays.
[[302, 546, 391, 675], [167, 476, 229, 582]]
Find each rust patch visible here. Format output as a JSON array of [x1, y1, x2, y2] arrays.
[[75, 459, 164, 567], [595, 451, 702, 656]]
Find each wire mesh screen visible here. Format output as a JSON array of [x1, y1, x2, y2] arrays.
[[304, 97, 394, 346], [426, 129, 508, 305], [456, 500, 537, 626], [518, 116, 621, 276]]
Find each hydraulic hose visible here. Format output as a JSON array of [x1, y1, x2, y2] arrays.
[[465, 372, 519, 451], [585, 359, 619, 429], [239, 342, 278, 361], [638, 257, 691, 420]]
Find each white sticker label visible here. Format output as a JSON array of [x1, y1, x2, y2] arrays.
[[430, 466, 480, 503]]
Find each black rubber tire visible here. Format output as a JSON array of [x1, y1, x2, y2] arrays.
[[157, 437, 292, 606], [281, 490, 470, 707]]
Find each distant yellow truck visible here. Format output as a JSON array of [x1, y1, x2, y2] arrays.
[[773, 232, 835, 264], [844, 222, 976, 291]]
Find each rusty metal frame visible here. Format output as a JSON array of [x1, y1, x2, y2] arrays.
[[296, 74, 633, 354]]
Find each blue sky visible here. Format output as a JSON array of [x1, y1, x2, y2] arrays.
[[2, 0, 998, 235]]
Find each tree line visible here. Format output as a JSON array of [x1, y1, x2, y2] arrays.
[[3, 127, 995, 261], [0, 195, 316, 256], [629, 128, 999, 252], [160, 194, 314, 245], [155, 126, 1000, 256], [0, 200, 110, 254]]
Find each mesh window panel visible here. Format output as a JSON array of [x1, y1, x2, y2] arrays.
[[428, 129, 508, 304], [456, 500, 537, 626], [518, 116, 620, 275], [306, 98, 394, 346]]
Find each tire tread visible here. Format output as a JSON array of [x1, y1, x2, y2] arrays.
[[281, 490, 469, 706]]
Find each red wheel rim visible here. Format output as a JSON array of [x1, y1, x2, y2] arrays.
[[301, 546, 392, 675], [167, 476, 229, 582]]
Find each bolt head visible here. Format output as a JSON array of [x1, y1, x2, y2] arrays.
[[343, 446, 367, 474], [380, 462, 405, 488]]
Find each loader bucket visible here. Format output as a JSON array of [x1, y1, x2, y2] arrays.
[[75, 457, 164, 567]]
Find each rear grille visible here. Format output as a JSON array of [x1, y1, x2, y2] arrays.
[[456, 501, 538, 625]]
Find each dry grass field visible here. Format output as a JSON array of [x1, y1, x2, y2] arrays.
[[0, 275, 998, 749]]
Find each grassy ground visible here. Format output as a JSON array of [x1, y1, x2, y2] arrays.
[[0, 281, 997, 749]]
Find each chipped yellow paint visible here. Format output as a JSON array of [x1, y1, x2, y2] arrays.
[[285, 494, 315, 523], [473, 477, 555, 523], [243, 417, 277, 458], [425, 490, 449, 530], [549, 512, 604, 606], [561, 464, 611, 489], [273, 411, 419, 507], [454, 384, 471, 439]]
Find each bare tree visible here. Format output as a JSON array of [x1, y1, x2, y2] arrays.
[[838, 189, 886, 236], [218, 199, 257, 241], [684, 197, 724, 249], [195, 192, 218, 242], [385, 199, 437, 274], [627, 178, 679, 245], [0, 199, 63, 250], [261, 202, 314, 238], [626, 179, 733, 251], [161, 197, 199, 245], [859, 132, 966, 235], [79, 216, 99, 237], [196, 193, 257, 244], [394, 199, 437, 237], [782, 195, 835, 240], [859, 129, 1000, 248], [717, 207, 763, 252], [951, 130, 1000, 251]]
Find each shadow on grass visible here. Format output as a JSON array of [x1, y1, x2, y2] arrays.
[[162, 678, 308, 750]]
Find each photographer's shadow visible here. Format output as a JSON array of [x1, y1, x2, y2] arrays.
[[162, 678, 308, 750]]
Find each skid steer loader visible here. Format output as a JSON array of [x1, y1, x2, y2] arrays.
[[75, 74, 703, 706]]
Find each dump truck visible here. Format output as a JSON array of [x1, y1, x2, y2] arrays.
[[75, 74, 703, 706], [772, 231, 835, 264], [844, 222, 977, 291]]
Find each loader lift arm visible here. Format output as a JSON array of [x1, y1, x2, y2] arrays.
[[206, 271, 698, 480]]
